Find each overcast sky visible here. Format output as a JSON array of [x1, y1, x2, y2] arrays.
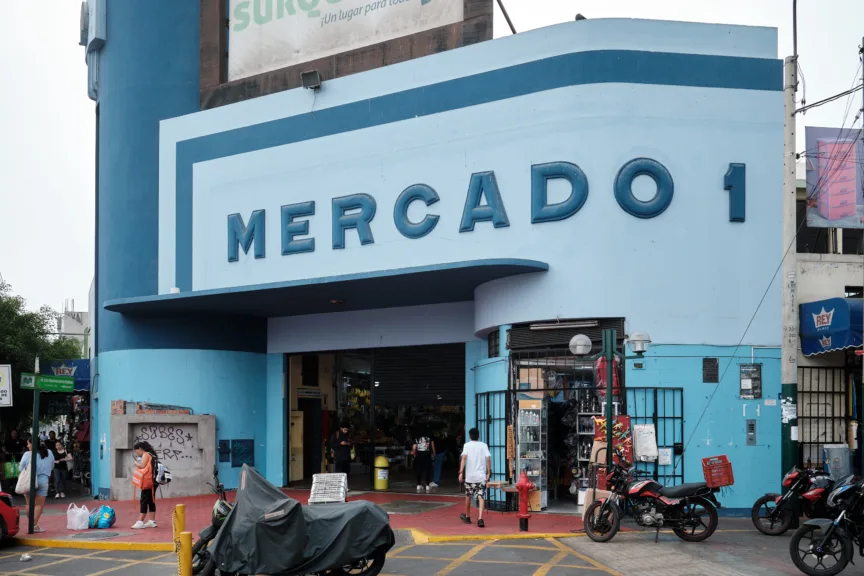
[[0, 1, 861, 314]]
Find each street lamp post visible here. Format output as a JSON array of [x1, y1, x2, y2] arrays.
[[569, 328, 651, 469]]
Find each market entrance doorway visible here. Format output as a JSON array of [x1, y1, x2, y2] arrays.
[[286, 344, 466, 493]]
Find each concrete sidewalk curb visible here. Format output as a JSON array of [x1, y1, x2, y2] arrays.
[[15, 537, 175, 552]]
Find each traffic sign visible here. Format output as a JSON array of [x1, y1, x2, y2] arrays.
[[20, 373, 73, 392], [36, 375, 74, 392], [20, 373, 36, 390]]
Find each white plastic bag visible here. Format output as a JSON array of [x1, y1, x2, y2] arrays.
[[67, 503, 90, 531]]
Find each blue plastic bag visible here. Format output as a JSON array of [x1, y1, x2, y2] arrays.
[[88, 505, 116, 529]]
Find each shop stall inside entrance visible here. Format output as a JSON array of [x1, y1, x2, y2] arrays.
[[286, 344, 466, 493]]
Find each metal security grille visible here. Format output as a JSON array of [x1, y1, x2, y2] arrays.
[[508, 318, 625, 351], [626, 387, 685, 486], [373, 344, 465, 405], [798, 367, 847, 467], [476, 391, 511, 511]]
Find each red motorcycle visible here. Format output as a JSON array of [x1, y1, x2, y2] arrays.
[[751, 466, 835, 536], [584, 450, 721, 543]]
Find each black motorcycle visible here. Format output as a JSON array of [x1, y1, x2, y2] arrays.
[[200, 464, 394, 576], [789, 474, 860, 575], [752, 465, 835, 535], [191, 466, 233, 574], [584, 449, 722, 543]]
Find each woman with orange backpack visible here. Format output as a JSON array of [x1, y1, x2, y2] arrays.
[[131, 441, 159, 529]]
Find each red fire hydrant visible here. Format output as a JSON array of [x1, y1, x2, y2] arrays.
[[515, 469, 536, 532]]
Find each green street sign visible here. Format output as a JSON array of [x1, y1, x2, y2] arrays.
[[20, 374, 73, 392], [21, 373, 35, 390], [36, 375, 74, 393]]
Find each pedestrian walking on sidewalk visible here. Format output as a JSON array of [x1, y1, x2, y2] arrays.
[[458, 428, 491, 528], [52, 441, 72, 499], [19, 438, 54, 533], [429, 430, 449, 489], [332, 422, 353, 481], [131, 441, 158, 529], [412, 428, 436, 493]]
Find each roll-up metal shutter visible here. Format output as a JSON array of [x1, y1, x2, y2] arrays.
[[508, 318, 626, 351], [373, 344, 465, 406]]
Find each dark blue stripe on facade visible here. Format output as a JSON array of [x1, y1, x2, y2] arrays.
[[175, 50, 782, 290]]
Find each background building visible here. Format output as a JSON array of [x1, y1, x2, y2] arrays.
[[82, 2, 783, 510]]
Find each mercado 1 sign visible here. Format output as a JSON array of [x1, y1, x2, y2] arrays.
[[228, 0, 464, 81], [227, 158, 748, 262]]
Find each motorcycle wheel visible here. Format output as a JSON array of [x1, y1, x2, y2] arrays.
[[197, 558, 217, 576], [584, 500, 620, 543], [191, 538, 212, 574], [673, 497, 718, 542], [790, 524, 849, 576], [330, 545, 388, 576], [751, 494, 793, 536]]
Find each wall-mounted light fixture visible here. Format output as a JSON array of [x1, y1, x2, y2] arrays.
[[301, 69, 322, 90]]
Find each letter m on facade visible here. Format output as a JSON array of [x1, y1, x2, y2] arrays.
[[227, 210, 266, 262]]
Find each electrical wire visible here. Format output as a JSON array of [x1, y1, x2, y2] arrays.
[[495, 0, 516, 35], [665, 108, 864, 480], [797, 60, 861, 115]]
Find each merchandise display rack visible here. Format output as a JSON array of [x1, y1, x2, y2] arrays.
[[517, 399, 548, 511]]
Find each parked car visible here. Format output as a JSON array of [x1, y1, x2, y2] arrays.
[[0, 491, 20, 538]]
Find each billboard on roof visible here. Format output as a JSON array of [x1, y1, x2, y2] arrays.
[[804, 126, 864, 229], [228, 0, 464, 81]]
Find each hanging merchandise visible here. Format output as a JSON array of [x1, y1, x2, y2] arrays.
[[595, 356, 621, 397], [632, 424, 659, 462]]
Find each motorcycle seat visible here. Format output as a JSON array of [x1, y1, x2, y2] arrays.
[[658, 482, 710, 499]]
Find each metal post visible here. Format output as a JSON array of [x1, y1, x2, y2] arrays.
[[781, 55, 799, 494], [604, 329, 615, 468], [28, 358, 40, 535], [173, 504, 186, 541], [178, 531, 193, 576]]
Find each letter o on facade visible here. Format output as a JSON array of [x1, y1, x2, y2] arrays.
[[393, 184, 440, 239], [614, 158, 674, 219]]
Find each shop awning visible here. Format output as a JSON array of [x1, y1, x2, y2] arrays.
[[104, 259, 549, 317], [799, 298, 864, 356], [40, 359, 91, 392]]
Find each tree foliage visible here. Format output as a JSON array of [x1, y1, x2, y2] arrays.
[[0, 278, 83, 429]]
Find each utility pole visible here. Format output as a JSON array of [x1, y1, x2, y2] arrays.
[[781, 55, 799, 491]]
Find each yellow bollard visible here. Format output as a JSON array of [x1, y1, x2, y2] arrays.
[[177, 531, 193, 576], [173, 504, 186, 541]]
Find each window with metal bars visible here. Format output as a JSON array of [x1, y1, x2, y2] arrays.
[[488, 329, 500, 358]]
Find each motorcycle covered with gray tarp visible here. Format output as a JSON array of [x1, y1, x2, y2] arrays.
[[204, 464, 394, 576]]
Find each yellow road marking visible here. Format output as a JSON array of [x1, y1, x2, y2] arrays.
[[532, 550, 568, 576], [435, 541, 493, 576], [466, 559, 544, 566], [388, 545, 414, 557], [491, 544, 559, 550], [549, 538, 621, 576], [86, 562, 138, 576], [558, 565, 612, 572], [3, 555, 75, 575]]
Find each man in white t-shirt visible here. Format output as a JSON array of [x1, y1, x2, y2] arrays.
[[458, 427, 492, 528]]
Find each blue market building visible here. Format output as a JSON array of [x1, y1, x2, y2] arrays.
[[84, 2, 783, 510]]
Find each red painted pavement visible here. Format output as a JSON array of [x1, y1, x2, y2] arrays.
[[21, 490, 584, 542]]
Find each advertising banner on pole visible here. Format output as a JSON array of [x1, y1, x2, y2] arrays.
[[804, 126, 864, 229], [228, 0, 464, 81], [0, 365, 12, 407]]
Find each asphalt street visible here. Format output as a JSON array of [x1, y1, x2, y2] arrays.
[[2, 519, 864, 575]]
